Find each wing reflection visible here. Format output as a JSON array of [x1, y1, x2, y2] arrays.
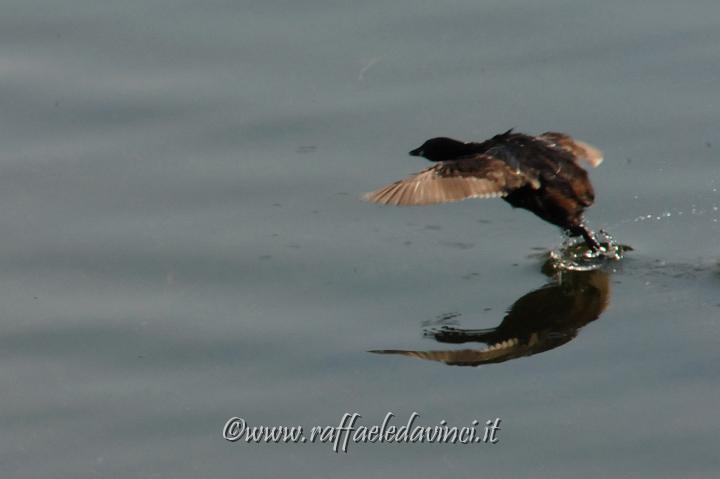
[[370, 268, 611, 366]]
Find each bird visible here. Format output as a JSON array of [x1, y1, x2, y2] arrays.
[[363, 129, 604, 250]]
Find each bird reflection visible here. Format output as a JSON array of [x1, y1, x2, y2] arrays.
[[370, 265, 611, 366]]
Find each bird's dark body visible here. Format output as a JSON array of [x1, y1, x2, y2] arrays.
[[497, 139, 593, 231]]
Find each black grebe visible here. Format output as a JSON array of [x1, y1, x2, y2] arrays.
[[363, 130, 604, 250]]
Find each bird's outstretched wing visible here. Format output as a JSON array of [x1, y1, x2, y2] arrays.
[[539, 132, 604, 168], [363, 155, 533, 206]]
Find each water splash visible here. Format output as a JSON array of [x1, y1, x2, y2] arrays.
[[548, 230, 629, 271]]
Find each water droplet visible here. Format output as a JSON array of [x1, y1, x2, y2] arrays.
[[548, 231, 626, 271]]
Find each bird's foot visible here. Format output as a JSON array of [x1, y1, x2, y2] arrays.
[[568, 224, 601, 253], [552, 228, 627, 271]]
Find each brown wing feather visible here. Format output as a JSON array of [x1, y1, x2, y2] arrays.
[[539, 132, 604, 168], [363, 156, 530, 206]]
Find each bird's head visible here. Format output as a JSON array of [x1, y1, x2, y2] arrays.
[[409, 137, 470, 162]]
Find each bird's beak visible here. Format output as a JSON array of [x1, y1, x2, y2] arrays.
[[409, 147, 423, 157]]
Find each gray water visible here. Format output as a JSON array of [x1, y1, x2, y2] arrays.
[[2, 1, 719, 477]]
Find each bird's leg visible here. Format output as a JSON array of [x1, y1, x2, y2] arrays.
[[569, 223, 601, 252]]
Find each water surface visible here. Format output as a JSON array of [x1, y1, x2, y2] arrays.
[[1, 1, 719, 477]]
